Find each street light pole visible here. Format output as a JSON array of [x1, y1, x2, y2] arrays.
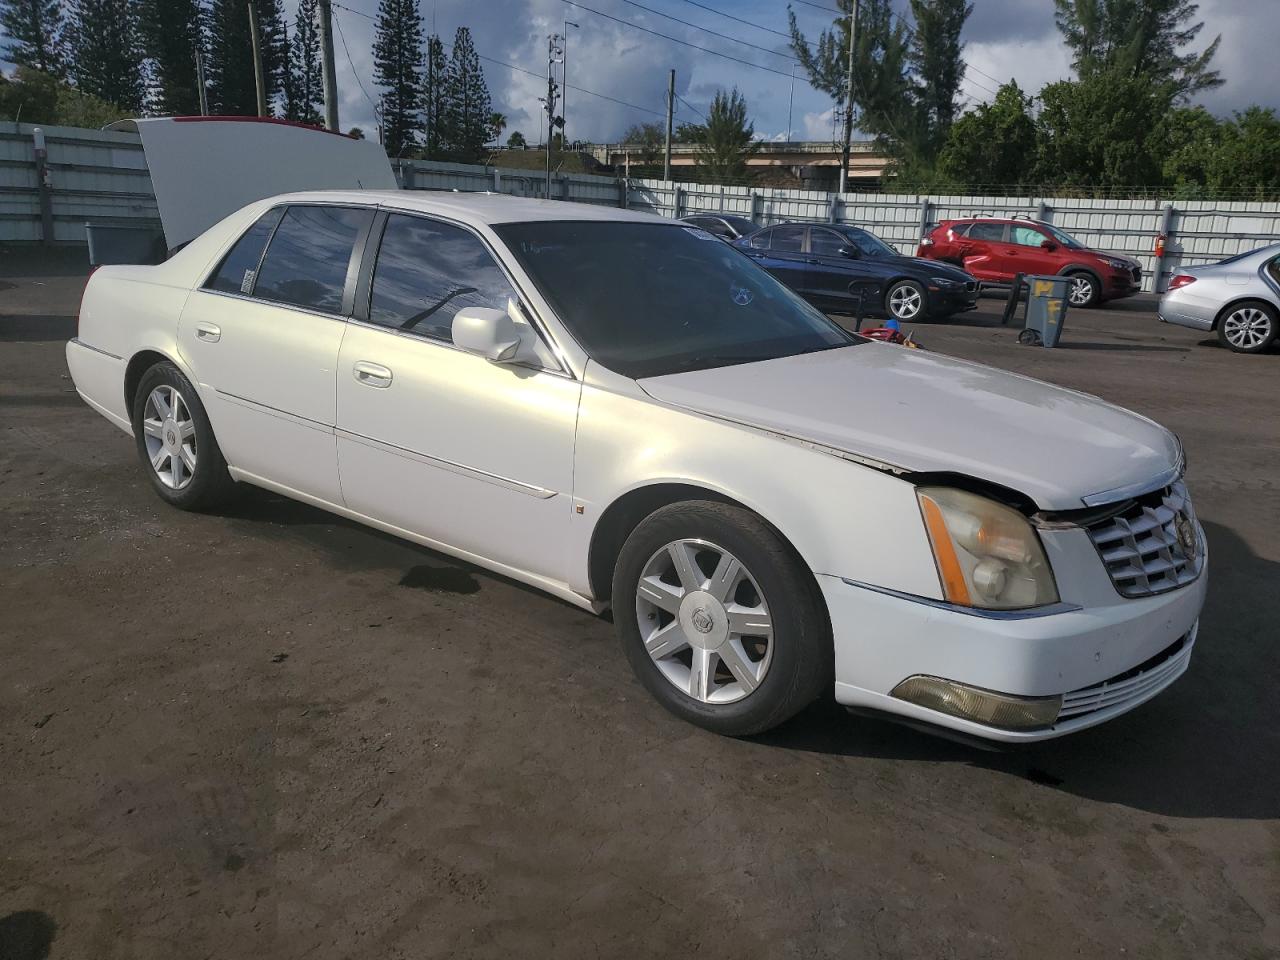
[[544, 33, 564, 199], [562, 19, 579, 149]]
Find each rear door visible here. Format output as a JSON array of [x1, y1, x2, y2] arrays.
[[741, 226, 809, 292], [178, 203, 374, 503], [957, 221, 1009, 281]]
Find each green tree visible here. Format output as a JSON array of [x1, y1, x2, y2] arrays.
[[1152, 105, 1219, 195], [1034, 68, 1172, 188], [0, 0, 66, 77], [506, 130, 526, 148], [1053, 0, 1221, 101], [0, 64, 127, 126], [347, 125, 364, 139], [421, 33, 448, 158], [936, 81, 1037, 189], [693, 88, 755, 183], [1204, 108, 1280, 200], [136, 0, 202, 115], [443, 27, 492, 161], [620, 121, 663, 167], [908, 0, 971, 149], [207, 0, 286, 115], [67, 0, 144, 113], [674, 120, 704, 143], [257, 0, 288, 106], [372, 0, 423, 157], [283, 0, 322, 124], [488, 111, 505, 144]]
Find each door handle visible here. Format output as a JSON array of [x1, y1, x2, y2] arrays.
[[353, 361, 393, 388], [805, 258, 820, 264], [194, 322, 221, 342]]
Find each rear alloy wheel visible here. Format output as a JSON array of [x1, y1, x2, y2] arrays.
[[1218, 302, 1277, 354], [1066, 273, 1099, 308], [613, 501, 831, 736], [886, 280, 925, 321]]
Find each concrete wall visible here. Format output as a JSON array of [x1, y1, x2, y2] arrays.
[[4, 124, 1278, 293]]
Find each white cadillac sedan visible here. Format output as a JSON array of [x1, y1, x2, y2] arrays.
[[66, 191, 1207, 742]]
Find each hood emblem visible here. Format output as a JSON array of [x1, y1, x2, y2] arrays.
[[1174, 513, 1198, 559]]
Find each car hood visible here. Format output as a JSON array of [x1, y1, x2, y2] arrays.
[[877, 255, 974, 281], [638, 344, 1178, 510]]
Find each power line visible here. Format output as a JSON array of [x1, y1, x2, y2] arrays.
[[609, 0, 798, 62], [559, 0, 797, 79], [675, 0, 792, 40], [330, 8, 380, 119], [675, 93, 706, 121]]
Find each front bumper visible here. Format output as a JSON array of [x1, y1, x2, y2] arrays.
[[928, 284, 980, 315], [819, 546, 1207, 743]]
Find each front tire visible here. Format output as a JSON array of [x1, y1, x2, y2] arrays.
[[612, 501, 832, 736], [131, 362, 236, 510], [1065, 272, 1100, 308], [1217, 301, 1277, 354], [886, 279, 926, 321]]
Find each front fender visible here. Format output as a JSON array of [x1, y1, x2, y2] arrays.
[[568, 383, 942, 603]]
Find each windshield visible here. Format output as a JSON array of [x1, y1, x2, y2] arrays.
[[843, 228, 899, 259], [1040, 223, 1083, 248], [494, 221, 859, 379]]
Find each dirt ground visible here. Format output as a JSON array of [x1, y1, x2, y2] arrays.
[[2, 245, 1278, 959]]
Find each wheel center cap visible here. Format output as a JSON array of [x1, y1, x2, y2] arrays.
[[163, 418, 180, 453], [678, 591, 728, 650]]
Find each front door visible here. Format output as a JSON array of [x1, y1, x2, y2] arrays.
[[178, 203, 373, 504], [334, 212, 580, 583], [1003, 223, 1061, 277]]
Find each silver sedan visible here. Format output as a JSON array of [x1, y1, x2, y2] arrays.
[[1159, 243, 1280, 353]]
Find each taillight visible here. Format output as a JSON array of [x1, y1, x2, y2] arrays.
[[920, 237, 934, 246], [1168, 274, 1196, 291]]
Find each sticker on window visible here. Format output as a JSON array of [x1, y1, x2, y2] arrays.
[[682, 227, 719, 241], [240, 269, 255, 294]]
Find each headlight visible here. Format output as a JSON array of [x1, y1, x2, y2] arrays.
[[916, 487, 1059, 609], [930, 276, 961, 287], [1105, 258, 1131, 270]]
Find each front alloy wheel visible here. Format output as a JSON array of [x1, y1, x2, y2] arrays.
[[886, 280, 925, 321], [1067, 274, 1098, 307], [1218, 303, 1277, 354], [636, 539, 773, 704]]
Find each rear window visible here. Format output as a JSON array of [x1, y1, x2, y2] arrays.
[[253, 206, 371, 313], [205, 206, 284, 294]]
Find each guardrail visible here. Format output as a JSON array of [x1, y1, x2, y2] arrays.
[[3, 124, 1277, 293]]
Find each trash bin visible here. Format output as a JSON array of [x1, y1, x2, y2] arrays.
[[1017, 275, 1070, 347], [85, 222, 166, 266]]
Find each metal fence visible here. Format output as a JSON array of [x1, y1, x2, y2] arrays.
[[4, 122, 1279, 293], [0, 122, 158, 243]]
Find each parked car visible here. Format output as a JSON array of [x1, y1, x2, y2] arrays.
[[1159, 244, 1280, 354], [67, 192, 1206, 743], [918, 217, 1142, 308], [734, 222, 979, 321], [678, 213, 759, 241]]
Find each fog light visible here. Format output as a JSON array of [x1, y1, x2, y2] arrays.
[[891, 675, 1062, 730]]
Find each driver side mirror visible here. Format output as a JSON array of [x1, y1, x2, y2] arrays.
[[452, 300, 533, 364], [1040, 239, 1058, 251], [838, 245, 860, 259]]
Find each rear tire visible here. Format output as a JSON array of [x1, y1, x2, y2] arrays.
[[1065, 272, 1100, 308], [131, 362, 236, 511], [1217, 301, 1277, 354], [612, 501, 832, 736]]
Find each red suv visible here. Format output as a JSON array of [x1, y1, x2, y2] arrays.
[[917, 217, 1142, 308]]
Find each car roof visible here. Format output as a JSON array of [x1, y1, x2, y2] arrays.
[[266, 189, 671, 228]]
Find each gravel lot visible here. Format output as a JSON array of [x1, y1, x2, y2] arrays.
[[2, 246, 1278, 959]]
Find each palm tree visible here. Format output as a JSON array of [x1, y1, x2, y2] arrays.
[[488, 110, 506, 144]]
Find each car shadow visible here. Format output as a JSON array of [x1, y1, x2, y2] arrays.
[[1054, 341, 1190, 352], [0, 315, 77, 343], [754, 520, 1279, 821]]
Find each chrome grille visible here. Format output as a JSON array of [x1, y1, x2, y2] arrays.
[[1130, 265, 1142, 283], [1059, 627, 1195, 720], [1086, 480, 1203, 598]]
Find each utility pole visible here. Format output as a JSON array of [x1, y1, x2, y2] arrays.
[[248, 1, 268, 117], [663, 68, 674, 181], [562, 19, 579, 149], [837, 0, 859, 194], [319, 0, 339, 131], [194, 47, 209, 116], [543, 33, 564, 199]]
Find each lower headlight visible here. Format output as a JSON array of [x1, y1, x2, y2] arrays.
[[891, 675, 1062, 729], [917, 486, 1059, 609]]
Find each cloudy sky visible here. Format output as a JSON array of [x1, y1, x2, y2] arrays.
[[4, 0, 1275, 142]]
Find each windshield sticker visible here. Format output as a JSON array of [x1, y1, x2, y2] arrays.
[[682, 227, 719, 241], [730, 285, 754, 306]]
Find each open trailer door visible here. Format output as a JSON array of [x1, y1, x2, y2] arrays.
[[93, 116, 397, 262]]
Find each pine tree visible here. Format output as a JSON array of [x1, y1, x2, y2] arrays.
[[137, 0, 202, 115], [0, 0, 67, 77], [693, 88, 756, 183], [908, 0, 971, 148], [206, 0, 287, 115], [67, 0, 145, 113], [372, 0, 424, 156], [422, 33, 448, 159], [443, 26, 491, 162], [283, 0, 322, 124], [255, 0, 287, 110]]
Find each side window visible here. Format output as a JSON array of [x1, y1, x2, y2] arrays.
[[967, 222, 1006, 242], [1011, 224, 1046, 247], [749, 229, 771, 249], [368, 214, 520, 346], [253, 205, 371, 313], [810, 228, 847, 257], [770, 226, 805, 252], [1267, 255, 1280, 285], [948, 222, 971, 238], [205, 206, 284, 294]]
